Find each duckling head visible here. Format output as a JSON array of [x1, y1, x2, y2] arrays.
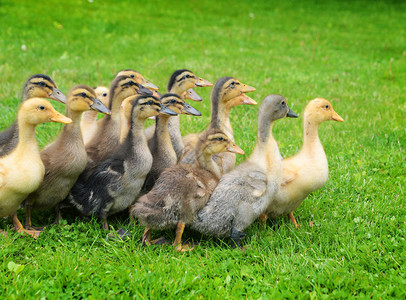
[[23, 74, 66, 104], [130, 95, 176, 122], [211, 77, 257, 111], [109, 75, 153, 109], [93, 86, 109, 107], [304, 98, 344, 124], [19, 98, 72, 125], [160, 93, 201, 116], [68, 85, 110, 115], [168, 69, 212, 96], [116, 69, 159, 91], [199, 129, 245, 156]]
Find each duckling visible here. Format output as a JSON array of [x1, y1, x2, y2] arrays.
[[68, 95, 174, 232], [0, 74, 66, 157], [23, 86, 110, 229], [262, 98, 344, 227], [130, 128, 245, 252], [142, 93, 201, 192], [0, 98, 71, 238], [190, 95, 297, 248], [80, 86, 110, 146], [144, 69, 213, 161], [85, 75, 152, 165], [181, 77, 257, 173]]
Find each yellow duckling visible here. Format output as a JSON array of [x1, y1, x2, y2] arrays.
[[262, 98, 344, 227], [0, 98, 71, 238]]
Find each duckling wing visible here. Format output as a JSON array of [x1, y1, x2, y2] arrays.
[[246, 170, 268, 197], [280, 165, 298, 186]]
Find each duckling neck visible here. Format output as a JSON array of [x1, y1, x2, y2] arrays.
[[81, 110, 98, 125], [302, 120, 322, 153], [110, 92, 128, 122], [15, 119, 40, 158], [211, 103, 232, 137], [129, 118, 146, 140], [120, 113, 131, 143], [250, 122, 281, 174], [197, 152, 222, 179], [62, 108, 84, 138], [154, 115, 172, 147]]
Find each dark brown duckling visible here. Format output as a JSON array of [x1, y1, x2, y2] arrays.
[[85, 75, 152, 165], [142, 93, 201, 192], [0, 74, 66, 157], [23, 86, 110, 229], [68, 95, 174, 233], [130, 128, 245, 252]]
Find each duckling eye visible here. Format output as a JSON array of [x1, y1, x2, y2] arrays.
[[102, 93, 107, 97], [281, 101, 286, 106], [325, 104, 329, 109], [130, 74, 135, 78], [169, 99, 177, 104], [214, 137, 225, 141], [38, 105, 45, 110], [148, 100, 155, 105], [80, 92, 87, 97], [39, 81, 47, 87]]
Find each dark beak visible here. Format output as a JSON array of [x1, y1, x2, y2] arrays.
[[137, 84, 153, 96], [286, 107, 298, 118], [51, 87, 67, 104], [182, 102, 201, 116], [91, 97, 111, 115], [160, 105, 178, 116]]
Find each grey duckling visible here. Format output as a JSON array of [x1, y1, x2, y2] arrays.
[[68, 95, 175, 232], [0, 74, 66, 157], [190, 95, 298, 248], [181, 76, 257, 174], [144, 69, 212, 161], [142, 93, 201, 192], [130, 128, 244, 252], [23, 86, 110, 229]]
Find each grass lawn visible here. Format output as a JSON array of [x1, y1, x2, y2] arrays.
[[0, 0, 405, 298]]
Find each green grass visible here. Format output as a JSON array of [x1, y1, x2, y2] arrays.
[[0, 0, 405, 298]]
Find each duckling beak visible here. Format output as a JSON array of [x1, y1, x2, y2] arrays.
[[182, 103, 202, 116], [287, 107, 298, 118], [137, 84, 153, 96], [160, 105, 178, 116], [241, 94, 257, 105], [241, 84, 256, 93], [50, 87, 67, 104], [185, 89, 203, 101], [331, 110, 344, 122], [142, 80, 159, 91], [195, 77, 213, 87], [50, 110, 72, 124], [90, 97, 111, 115], [227, 142, 245, 155], [152, 90, 162, 98]]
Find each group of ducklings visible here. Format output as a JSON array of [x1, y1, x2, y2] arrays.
[[0, 69, 344, 251]]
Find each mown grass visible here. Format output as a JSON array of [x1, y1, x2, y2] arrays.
[[0, 0, 405, 298]]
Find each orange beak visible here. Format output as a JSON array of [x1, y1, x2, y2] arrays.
[[50, 110, 72, 124], [241, 94, 257, 105], [227, 142, 245, 155], [240, 83, 256, 93], [331, 110, 344, 122], [195, 77, 213, 87]]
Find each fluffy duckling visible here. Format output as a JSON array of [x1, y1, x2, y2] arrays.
[[142, 93, 201, 192], [144, 69, 213, 161], [85, 75, 152, 165], [23, 86, 110, 229], [262, 98, 344, 227], [117, 69, 159, 91], [80, 86, 110, 145], [190, 95, 297, 248], [0, 74, 66, 157], [131, 128, 244, 252], [0, 98, 71, 237], [181, 77, 257, 173], [68, 95, 172, 232]]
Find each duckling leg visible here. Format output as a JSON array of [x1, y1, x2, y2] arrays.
[[259, 213, 268, 228], [10, 213, 40, 239], [142, 227, 152, 246], [53, 204, 62, 225], [173, 222, 192, 252], [25, 205, 33, 227], [230, 227, 245, 249], [102, 217, 109, 231], [288, 212, 298, 228]]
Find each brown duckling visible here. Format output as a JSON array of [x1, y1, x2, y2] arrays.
[[191, 95, 297, 248], [142, 93, 201, 192], [0, 98, 71, 238], [68, 95, 174, 234], [262, 98, 344, 227], [85, 75, 152, 165], [23, 86, 110, 229], [130, 128, 244, 252], [116, 69, 159, 91], [0, 74, 66, 157], [181, 77, 257, 173], [80, 86, 110, 145], [144, 69, 212, 161]]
